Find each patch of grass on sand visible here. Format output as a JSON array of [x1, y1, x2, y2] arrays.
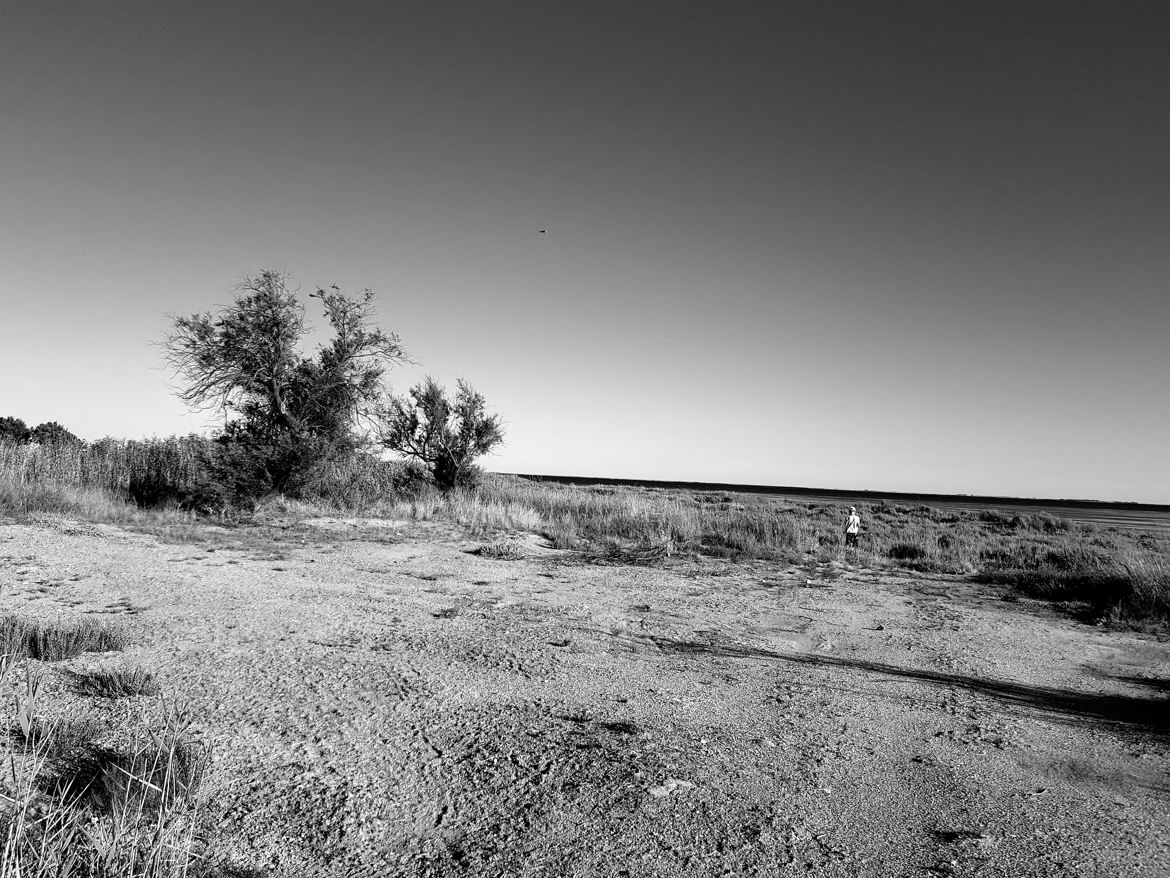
[[70, 666, 161, 698], [979, 546, 1170, 627], [0, 615, 128, 662], [464, 477, 1169, 625], [0, 656, 213, 877], [473, 539, 526, 560]]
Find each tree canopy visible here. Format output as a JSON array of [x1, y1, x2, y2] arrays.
[[164, 270, 408, 442], [30, 422, 81, 445], [379, 378, 504, 490], [0, 418, 80, 445], [0, 417, 31, 444], [163, 270, 409, 500]]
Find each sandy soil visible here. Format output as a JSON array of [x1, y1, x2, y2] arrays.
[[1, 515, 1167, 877]]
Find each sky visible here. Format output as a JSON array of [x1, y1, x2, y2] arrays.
[[1, 1, 1167, 502]]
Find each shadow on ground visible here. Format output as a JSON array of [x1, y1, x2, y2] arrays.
[[643, 635, 1170, 737]]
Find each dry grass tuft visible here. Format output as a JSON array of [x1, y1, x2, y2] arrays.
[[70, 667, 161, 699], [0, 658, 210, 877], [0, 481, 139, 523], [473, 539, 526, 560], [448, 494, 544, 535], [0, 616, 128, 662], [1116, 551, 1170, 620], [583, 539, 674, 566], [44, 727, 208, 815]]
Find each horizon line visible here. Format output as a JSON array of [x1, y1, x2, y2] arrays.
[[502, 473, 1170, 513]]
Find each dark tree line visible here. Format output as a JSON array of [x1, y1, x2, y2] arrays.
[[0, 417, 81, 446]]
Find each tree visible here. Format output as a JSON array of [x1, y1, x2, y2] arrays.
[[30, 422, 81, 445], [0, 418, 80, 445], [378, 378, 504, 491], [163, 270, 408, 501], [0, 417, 31, 444]]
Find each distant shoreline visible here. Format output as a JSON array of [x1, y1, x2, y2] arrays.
[[503, 473, 1170, 513]]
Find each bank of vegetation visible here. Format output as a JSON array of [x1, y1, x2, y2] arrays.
[[1, 435, 1166, 629]]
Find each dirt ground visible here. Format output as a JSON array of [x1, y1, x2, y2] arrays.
[[1, 515, 1167, 877]]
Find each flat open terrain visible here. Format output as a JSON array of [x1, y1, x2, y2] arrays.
[[2, 515, 1168, 877], [517, 476, 1170, 533]]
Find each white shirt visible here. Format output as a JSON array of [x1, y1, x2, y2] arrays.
[[846, 513, 861, 534]]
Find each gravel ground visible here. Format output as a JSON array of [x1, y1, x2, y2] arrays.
[[0, 515, 1167, 877]]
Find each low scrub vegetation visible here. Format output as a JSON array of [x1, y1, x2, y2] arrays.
[[292, 475, 1167, 625], [3, 426, 1166, 627], [978, 544, 1170, 623], [460, 478, 1169, 626]]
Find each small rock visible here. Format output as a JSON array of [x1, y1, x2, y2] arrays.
[[648, 777, 695, 797]]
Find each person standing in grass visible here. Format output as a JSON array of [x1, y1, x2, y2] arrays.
[[844, 506, 861, 548]]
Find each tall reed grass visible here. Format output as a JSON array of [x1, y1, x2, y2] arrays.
[[0, 438, 204, 503], [0, 437, 422, 519]]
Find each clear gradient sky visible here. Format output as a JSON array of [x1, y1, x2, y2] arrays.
[[1, 1, 1167, 502]]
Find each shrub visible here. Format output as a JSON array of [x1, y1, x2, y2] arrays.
[[300, 454, 431, 509], [887, 542, 928, 561], [193, 424, 343, 509], [979, 509, 1012, 526], [388, 459, 434, 500], [378, 378, 504, 491]]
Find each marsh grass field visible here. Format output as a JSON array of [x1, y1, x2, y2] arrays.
[[0, 437, 1167, 876]]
